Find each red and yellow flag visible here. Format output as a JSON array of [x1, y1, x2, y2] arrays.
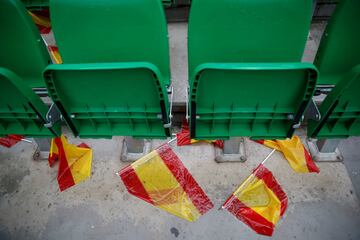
[[119, 144, 214, 222], [176, 120, 224, 148], [49, 135, 92, 192], [47, 46, 63, 64], [28, 10, 51, 34], [0, 135, 24, 148], [223, 164, 288, 236], [255, 135, 319, 174]]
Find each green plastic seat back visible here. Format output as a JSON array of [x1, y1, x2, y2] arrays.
[[314, 0, 360, 85], [0, 0, 50, 88], [0, 67, 60, 137], [190, 64, 317, 139], [50, 0, 171, 86], [188, 0, 316, 139], [44, 63, 170, 138], [308, 65, 360, 138], [48, 0, 171, 138], [188, 0, 313, 76], [21, 0, 49, 8]]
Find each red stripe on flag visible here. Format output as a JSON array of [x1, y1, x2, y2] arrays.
[[55, 137, 76, 192], [119, 165, 154, 205], [303, 146, 320, 173], [157, 144, 214, 215], [0, 135, 24, 148], [176, 120, 192, 146], [254, 140, 265, 145], [48, 153, 58, 168], [253, 165, 288, 216], [225, 195, 275, 236]]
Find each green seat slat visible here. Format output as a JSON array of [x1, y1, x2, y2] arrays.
[[0, 67, 60, 137], [48, 0, 171, 138], [188, 0, 316, 140], [21, 0, 48, 8], [0, 0, 50, 88], [21, 0, 173, 8], [314, 0, 360, 85]]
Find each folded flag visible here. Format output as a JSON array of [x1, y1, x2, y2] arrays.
[[47, 46, 63, 64], [222, 164, 288, 236], [255, 135, 320, 174], [49, 135, 92, 192], [176, 120, 224, 148], [48, 137, 59, 167], [28, 10, 51, 34], [0, 135, 25, 148], [119, 144, 214, 222]]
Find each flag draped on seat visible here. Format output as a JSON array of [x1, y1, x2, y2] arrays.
[[119, 144, 214, 222], [223, 164, 288, 236], [255, 135, 320, 173], [49, 135, 92, 192]]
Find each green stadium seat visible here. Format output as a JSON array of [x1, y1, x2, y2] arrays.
[[0, 67, 60, 137], [314, 0, 360, 86], [0, 0, 50, 88], [0, 0, 59, 137], [46, 0, 171, 138], [188, 0, 317, 140], [308, 0, 360, 139]]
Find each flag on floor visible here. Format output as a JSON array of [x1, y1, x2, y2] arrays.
[[176, 120, 224, 148], [222, 164, 288, 236], [0, 135, 25, 148], [49, 135, 92, 192], [48, 137, 59, 167], [119, 144, 214, 222], [255, 136, 320, 174]]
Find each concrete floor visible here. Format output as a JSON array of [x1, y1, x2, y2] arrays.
[[0, 131, 359, 240], [1, 22, 360, 240]]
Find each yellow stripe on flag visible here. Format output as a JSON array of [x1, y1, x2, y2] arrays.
[[233, 176, 281, 225], [223, 165, 287, 236], [257, 136, 320, 173], [132, 150, 201, 221], [28, 11, 50, 28], [60, 135, 92, 185]]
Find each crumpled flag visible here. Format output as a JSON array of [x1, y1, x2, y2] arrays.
[[28, 10, 51, 34], [176, 120, 224, 148], [119, 144, 214, 222], [0, 135, 24, 148], [47, 46, 63, 64], [49, 135, 92, 192], [223, 164, 288, 236], [255, 135, 320, 174]]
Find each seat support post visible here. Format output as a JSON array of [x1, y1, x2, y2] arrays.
[[120, 137, 152, 162], [215, 137, 247, 163], [307, 138, 343, 162], [33, 138, 51, 161]]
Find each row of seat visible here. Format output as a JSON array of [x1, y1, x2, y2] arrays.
[[0, 0, 359, 141]]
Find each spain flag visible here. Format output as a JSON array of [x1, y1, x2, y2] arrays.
[[176, 120, 224, 148], [0, 135, 25, 148], [255, 135, 319, 174], [119, 144, 214, 222], [49, 135, 92, 192], [223, 164, 288, 236]]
